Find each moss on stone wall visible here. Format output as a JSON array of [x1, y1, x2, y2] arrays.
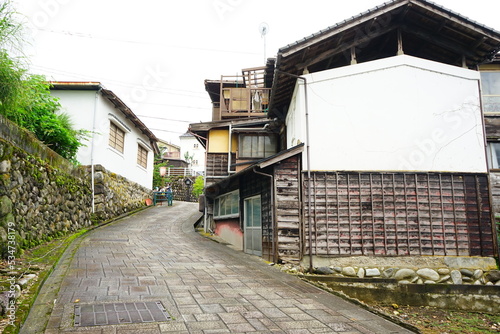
[[0, 115, 155, 259], [162, 175, 198, 202], [0, 140, 92, 257], [91, 164, 152, 222]]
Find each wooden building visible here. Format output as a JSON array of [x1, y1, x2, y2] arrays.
[[191, 0, 500, 269], [482, 54, 500, 216]]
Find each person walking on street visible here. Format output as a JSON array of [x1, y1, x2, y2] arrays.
[[166, 185, 173, 206]]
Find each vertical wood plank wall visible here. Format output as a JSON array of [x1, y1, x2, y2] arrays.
[[205, 153, 236, 186], [206, 153, 228, 178], [303, 172, 496, 257], [275, 155, 302, 263]]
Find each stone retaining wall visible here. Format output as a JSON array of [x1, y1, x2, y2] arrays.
[[164, 176, 198, 203], [297, 255, 499, 286], [304, 265, 500, 286], [0, 115, 153, 257], [303, 274, 500, 313], [286, 260, 500, 312], [0, 137, 92, 256], [91, 164, 152, 221]]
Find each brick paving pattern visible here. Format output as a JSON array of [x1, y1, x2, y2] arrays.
[[23, 202, 414, 333]]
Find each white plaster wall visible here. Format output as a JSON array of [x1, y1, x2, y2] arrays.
[[53, 90, 154, 188], [180, 134, 206, 174], [286, 55, 487, 173]]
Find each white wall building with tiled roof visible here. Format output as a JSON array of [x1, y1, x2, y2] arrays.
[[51, 82, 159, 189], [180, 132, 205, 175]]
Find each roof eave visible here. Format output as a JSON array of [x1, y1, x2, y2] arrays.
[[205, 143, 305, 197], [99, 88, 159, 151], [51, 82, 160, 156], [268, 0, 500, 118]]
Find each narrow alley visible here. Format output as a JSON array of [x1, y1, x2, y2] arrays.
[[22, 202, 414, 333]]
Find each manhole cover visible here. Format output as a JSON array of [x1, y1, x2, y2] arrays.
[[74, 301, 171, 327]]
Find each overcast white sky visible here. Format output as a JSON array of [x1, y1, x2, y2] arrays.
[[12, 0, 500, 144]]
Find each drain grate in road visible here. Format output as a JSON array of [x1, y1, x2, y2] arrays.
[[74, 301, 171, 327]]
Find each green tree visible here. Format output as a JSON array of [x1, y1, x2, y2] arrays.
[[0, 50, 23, 120], [0, 1, 87, 163], [0, 1, 22, 51], [192, 175, 204, 198], [153, 160, 171, 189], [184, 151, 194, 166], [0, 1, 26, 119], [19, 75, 88, 162]]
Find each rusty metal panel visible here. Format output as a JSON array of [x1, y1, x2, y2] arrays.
[[304, 172, 494, 257]]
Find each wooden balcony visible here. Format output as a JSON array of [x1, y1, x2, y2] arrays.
[[219, 86, 270, 118], [163, 151, 180, 159], [214, 66, 271, 120]]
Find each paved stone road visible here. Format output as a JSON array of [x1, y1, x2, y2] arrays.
[[22, 201, 414, 333]]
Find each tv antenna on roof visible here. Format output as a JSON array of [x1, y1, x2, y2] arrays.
[[259, 22, 269, 63]]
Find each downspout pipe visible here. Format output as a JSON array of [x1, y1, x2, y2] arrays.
[[253, 167, 276, 263], [275, 70, 313, 273], [228, 124, 233, 174], [203, 139, 210, 234], [91, 87, 102, 213], [188, 130, 210, 233]]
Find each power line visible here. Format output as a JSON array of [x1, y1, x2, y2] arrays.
[[34, 28, 261, 56], [30, 65, 209, 98], [148, 128, 186, 134], [35, 65, 211, 113], [136, 115, 193, 123], [138, 102, 208, 110]]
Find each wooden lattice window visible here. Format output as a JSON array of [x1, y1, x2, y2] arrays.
[[137, 145, 148, 168], [109, 122, 125, 153]]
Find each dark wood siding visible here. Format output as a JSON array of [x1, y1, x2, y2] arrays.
[[484, 116, 500, 139], [275, 155, 302, 263], [303, 172, 496, 257], [206, 153, 231, 176], [484, 116, 500, 253], [206, 153, 236, 186]]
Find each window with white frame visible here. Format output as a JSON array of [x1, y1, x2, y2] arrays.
[[487, 142, 500, 169], [137, 145, 148, 168], [109, 122, 125, 153], [213, 190, 239, 219], [238, 133, 278, 159], [194, 143, 199, 149], [481, 71, 500, 113]]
